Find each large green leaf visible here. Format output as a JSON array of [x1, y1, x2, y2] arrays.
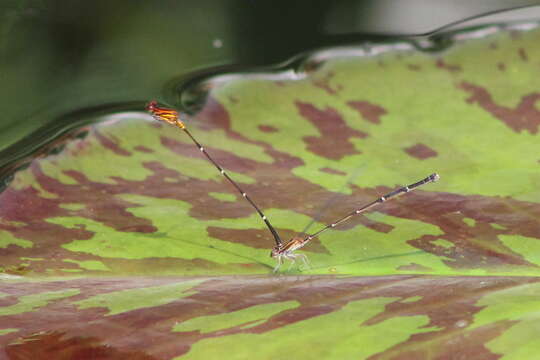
[[1, 23, 540, 359]]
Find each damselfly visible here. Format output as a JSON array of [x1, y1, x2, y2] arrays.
[[147, 100, 439, 272]]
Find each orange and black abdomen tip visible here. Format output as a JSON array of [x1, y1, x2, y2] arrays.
[[146, 100, 181, 126]]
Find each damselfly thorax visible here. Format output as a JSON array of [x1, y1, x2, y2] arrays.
[[147, 101, 440, 273]]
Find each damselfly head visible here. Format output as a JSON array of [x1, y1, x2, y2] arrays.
[[270, 245, 282, 258]]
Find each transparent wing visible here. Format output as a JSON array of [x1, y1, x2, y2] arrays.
[[301, 165, 366, 235]]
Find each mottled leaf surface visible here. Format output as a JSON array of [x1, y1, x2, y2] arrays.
[[2, 276, 540, 359], [1, 24, 540, 359]]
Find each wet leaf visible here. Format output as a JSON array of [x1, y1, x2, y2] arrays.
[[1, 24, 540, 359]]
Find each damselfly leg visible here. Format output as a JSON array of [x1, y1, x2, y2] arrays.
[[269, 173, 439, 272]]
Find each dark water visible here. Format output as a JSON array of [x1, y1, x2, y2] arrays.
[[0, 0, 539, 178]]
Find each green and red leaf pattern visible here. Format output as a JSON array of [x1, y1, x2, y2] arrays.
[[1, 24, 540, 359]]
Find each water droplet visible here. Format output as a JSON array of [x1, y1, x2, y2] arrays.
[[213, 39, 223, 48], [455, 320, 468, 328]]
